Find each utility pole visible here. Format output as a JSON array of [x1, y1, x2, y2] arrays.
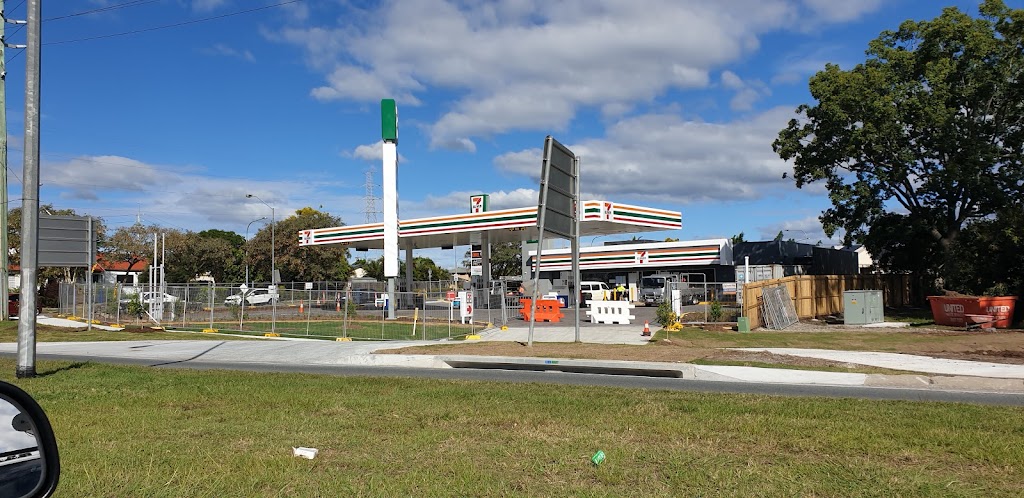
[[1, 0, 9, 322], [1, 0, 26, 321], [16, 0, 40, 378]]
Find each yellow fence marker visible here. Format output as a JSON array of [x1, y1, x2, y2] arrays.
[[202, 328, 218, 333], [335, 337, 352, 342], [264, 333, 281, 337], [465, 334, 481, 341]]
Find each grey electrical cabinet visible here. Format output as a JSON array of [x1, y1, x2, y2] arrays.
[[843, 290, 884, 325]]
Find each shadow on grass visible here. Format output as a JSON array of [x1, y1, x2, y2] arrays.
[[37, 361, 90, 377]]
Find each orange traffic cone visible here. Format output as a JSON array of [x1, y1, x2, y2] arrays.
[[336, 300, 341, 312], [642, 320, 651, 336], [299, 300, 304, 314]]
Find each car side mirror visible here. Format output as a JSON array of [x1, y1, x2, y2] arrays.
[[0, 381, 60, 498]]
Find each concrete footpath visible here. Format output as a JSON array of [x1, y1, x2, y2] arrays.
[[2, 338, 1022, 394]]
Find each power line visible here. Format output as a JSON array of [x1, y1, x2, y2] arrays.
[[44, 1, 160, 23], [46, 0, 305, 46], [4, 1, 161, 62]]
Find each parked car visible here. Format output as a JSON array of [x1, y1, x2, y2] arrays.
[[7, 293, 43, 319], [119, 292, 180, 309], [224, 288, 279, 307]]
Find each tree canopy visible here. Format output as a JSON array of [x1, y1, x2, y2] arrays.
[[249, 207, 352, 283], [774, 0, 1024, 285], [354, 256, 451, 282]]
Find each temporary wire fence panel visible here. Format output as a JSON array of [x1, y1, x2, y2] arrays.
[[60, 283, 489, 341], [760, 286, 799, 330]]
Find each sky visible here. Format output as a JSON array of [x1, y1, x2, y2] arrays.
[[3, 0, 1019, 267]]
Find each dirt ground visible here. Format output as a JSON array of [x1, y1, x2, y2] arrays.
[[379, 321, 1024, 371]]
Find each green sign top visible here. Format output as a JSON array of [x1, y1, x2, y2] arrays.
[[381, 99, 398, 144]]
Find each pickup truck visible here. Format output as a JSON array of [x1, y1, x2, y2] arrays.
[[639, 275, 702, 307]]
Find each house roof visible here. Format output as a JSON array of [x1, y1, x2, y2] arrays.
[[92, 254, 149, 273]]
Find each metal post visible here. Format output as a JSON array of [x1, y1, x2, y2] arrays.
[[270, 205, 275, 333], [342, 285, 350, 339], [246, 196, 275, 333], [15, 0, 40, 378], [743, 256, 750, 317], [242, 217, 263, 330], [0, 0, 9, 322], [161, 233, 166, 320], [86, 217, 93, 331], [387, 277, 395, 320], [572, 156, 581, 343], [208, 281, 214, 331]]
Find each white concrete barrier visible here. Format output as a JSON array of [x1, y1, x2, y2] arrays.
[[586, 301, 636, 325]]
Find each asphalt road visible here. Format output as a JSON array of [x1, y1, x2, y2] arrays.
[[18, 353, 1024, 406]]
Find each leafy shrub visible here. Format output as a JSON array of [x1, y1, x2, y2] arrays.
[[124, 293, 144, 318], [709, 300, 723, 322], [655, 300, 677, 327]]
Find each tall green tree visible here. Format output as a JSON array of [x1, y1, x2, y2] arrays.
[[353, 257, 385, 281], [163, 231, 238, 283], [105, 223, 162, 277], [249, 207, 351, 282], [488, 241, 522, 278], [773, 0, 1024, 286]]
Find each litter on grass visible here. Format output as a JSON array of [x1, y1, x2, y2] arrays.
[[292, 447, 319, 459]]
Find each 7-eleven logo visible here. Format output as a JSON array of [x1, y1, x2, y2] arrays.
[[299, 230, 313, 245], [604, 202, 614, 220], [470, 195, 487, 213], [635, 250, 648, 264]]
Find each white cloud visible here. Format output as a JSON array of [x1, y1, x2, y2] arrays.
[[201, 43, 255, 62], [721, 70, 745, 90], [38, 154, 348, 231], [43, 155, 165, 200], [719, 71, 771, 111], [345, 141, 409, 162], [273, 0, 829, 149], [495, 106, 797, 203], [270, 0, 887, 150], [800, 0, 883, 23]]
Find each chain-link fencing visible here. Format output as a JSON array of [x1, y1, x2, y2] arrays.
[[59, 281, 514, 340]]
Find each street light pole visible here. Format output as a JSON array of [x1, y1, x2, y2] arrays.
[[244, 217, 267, 288], [242, 216, 266, 330], [247, 194, 276, 334]]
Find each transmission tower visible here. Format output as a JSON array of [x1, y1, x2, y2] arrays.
[[363, 169, 379, 223]]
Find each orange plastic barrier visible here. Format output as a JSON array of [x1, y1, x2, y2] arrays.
[[519, 298, 565, 323], [927, 296, 1017, 328]]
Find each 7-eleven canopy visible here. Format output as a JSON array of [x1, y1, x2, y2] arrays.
[[298, 200, 681, 250]]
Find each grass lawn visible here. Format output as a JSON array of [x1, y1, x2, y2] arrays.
[[172, 318, 487, 341], [3, 358, 1022, 497], [0, 321, 244, 343]]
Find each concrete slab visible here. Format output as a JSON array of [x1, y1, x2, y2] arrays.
[[694, 365, 868, 385], [0, 339, 432, 367], [734, 348, 1024, 379], [477, 325, 651, 345], [862, 322, 910, 328], [37, 316, 123, 331]]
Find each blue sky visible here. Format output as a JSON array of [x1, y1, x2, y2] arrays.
[[4, 0, 1018, 260]]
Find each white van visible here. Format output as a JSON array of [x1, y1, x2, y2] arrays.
[[579, 281, 610, 304]]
